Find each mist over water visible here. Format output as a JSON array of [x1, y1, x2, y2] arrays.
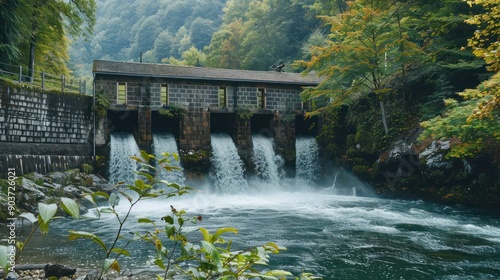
[[18, 132, 500, 279]]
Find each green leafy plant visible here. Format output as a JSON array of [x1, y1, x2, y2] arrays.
[[139, 212, 319, 280], [0, 198, 80, 279], [93, 91, 110, 118], [81, 163, 94, 174], [68, 150, 192, 279], [158, 103, 188, 119], [235, 105, 254, 121]]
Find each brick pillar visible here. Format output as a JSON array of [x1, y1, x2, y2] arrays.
[[138, 106, 152, 144], [179, 110, 210, 150], [273, 112, 296, 169], [235, 116, 252, 157]]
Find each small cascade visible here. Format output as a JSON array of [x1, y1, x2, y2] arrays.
[[332, 171, 339, 188], [109, 133, 141, 185], [323, 168, 376, 197], [152, 133, 185, 185], [251, 134, 283, 185], [295, 136, 320, 183], [210, 133, 248, 193]]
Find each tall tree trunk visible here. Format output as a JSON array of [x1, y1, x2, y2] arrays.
[[28, 36, 36, 83], [28, 1, 40, 83], [380, 100, 389, 135]]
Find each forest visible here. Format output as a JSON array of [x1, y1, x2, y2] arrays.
[[1, 0, 499, 207]]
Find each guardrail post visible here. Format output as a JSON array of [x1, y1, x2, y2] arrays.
[[19, 66, 22, 83]]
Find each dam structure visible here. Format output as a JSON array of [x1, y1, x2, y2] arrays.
[[93, 60, 322, 172]]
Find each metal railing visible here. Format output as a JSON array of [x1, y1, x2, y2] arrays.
[[0, 62, 91, 95]]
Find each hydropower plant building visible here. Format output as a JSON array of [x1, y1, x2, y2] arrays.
[[92, 60, 322, 167]]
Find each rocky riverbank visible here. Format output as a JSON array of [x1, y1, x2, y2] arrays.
[[0, 169, 114, 223], [0, 169, 144, 279]]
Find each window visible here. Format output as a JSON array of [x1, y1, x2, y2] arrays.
[[161, 84, 169, 105], [117, 82, 127, 105], [257, 88, 266, 110], [218, 87, 227, 108]]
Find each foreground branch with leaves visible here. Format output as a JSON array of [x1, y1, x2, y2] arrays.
[[0, 151, 320, 280]]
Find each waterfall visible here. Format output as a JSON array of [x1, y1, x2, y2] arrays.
[[152, 133, 185, 185], [295, 136, 320, 183], [109, 133, 140, 185], [210, 133, 248, 193], [251, 134, 283, 185]]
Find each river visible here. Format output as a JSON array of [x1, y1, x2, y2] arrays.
[[16, 133, 500, 279]]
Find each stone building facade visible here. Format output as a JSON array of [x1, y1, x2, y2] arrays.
[[92, 60, 321, 154]]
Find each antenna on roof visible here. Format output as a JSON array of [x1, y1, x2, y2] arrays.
[[270, 61, 285, 73]]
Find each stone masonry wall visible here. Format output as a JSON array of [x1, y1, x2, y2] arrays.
[[0, 84, 93, 177], [179, 111, 211, 150], [235, 87, 302, 112], [95, 75, 304, 112], [0, 86, 92, 144]]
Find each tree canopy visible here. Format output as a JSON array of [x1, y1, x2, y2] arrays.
[[420, 0, 500, 158], [0, 0, 96, 77]]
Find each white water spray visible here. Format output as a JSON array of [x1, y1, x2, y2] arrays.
[[210, 133, 248, 193], [251, 134, 283, 185], [152, 133, 185, 185], [296, 136, 320, 183], [109, 133, 140, 185]]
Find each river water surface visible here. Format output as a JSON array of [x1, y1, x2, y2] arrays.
[[15, 133, 500, 279], [18, 190, 500, 279]]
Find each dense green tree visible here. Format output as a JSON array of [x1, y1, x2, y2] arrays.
[[464, 0, 500, 72], [0, 0, 23, 62], [23, 0, 96, 79], [222, 0, 252, 24], [299, 0, 426, 135], [163, 47, 206, 66], [67, 0, 226, 68], [205, 19, 246, 69], [131, 16, 163, 58], [307, 0, 348, 14], [204, 0, 319, 70], [299, 29, 328, 62], [153, 31, 176, 61], [190, 17, 216, 50], [419, 0, 500, 158]]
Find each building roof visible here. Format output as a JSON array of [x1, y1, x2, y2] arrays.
[[93, 60, 321, 86]]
